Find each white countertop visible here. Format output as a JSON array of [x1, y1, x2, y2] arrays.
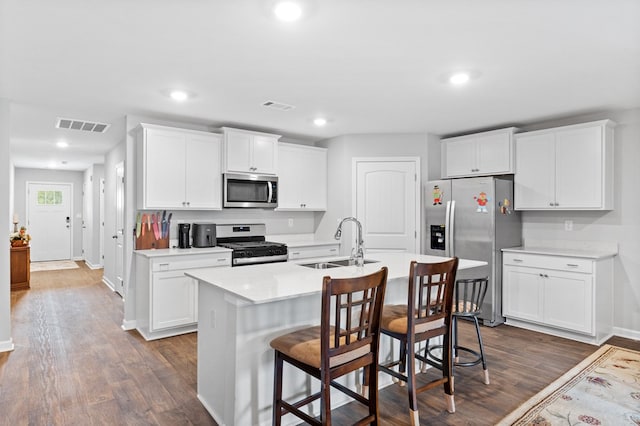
[[134, 246, 232, 258], [186, 252, 486, 305], [266, 233, 339, 248], [502, 246, 617, 260]]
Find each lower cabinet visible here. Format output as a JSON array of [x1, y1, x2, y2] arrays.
[[135, 251, 231, 340], [502, 250, 614, 345]]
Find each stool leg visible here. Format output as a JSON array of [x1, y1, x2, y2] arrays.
[[398, 339, 407, 387], [407, 339, 419, 425], [273, 351, 284, 426], [473, 316, 490, 384], [442, 330, 455, 413]]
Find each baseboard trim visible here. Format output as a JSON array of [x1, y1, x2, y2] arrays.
[[73, 256, 83, 261], [121, 319, 137, 331], [612, 326, 640, 341], [102, 277, 115, 292], [85, 260, 104, 270], [0, 338, 15, 353]]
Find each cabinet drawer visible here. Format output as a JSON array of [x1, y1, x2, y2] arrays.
[[289, 245, 339, 260], [152, 253, 231, 271], [503, 252, 592, 273]]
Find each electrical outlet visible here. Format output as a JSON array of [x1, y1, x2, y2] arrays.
[[564, 220, 573, 231], [288, 218, 294, 228]]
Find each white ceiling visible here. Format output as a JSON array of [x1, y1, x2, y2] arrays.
[[2, 0, 639, 171]]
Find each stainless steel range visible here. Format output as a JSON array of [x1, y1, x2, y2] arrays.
[[215, 223, 288, 266]]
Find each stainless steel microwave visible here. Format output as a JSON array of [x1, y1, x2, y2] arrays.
[[223, 173, 278, 208]]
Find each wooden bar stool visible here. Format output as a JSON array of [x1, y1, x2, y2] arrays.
[[270, 267, 388, 425], [425, 277, 490, 386], [378, 258, 458, 426]]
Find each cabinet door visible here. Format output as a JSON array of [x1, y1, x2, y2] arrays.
[[185, 134, 222, 209], [144, 128, 187, 209], [514, 133, 556, 209], [252, 135, 278, 174], [554, 125, 603, 209], [476, 132, 512, 174], [503, 266, 544, 322], [543, 271, 593, 334], [225, 131, 253, 173], [277, 144, 327, 210], [443, 137, 476, 177], [151, 271, 197, 331]]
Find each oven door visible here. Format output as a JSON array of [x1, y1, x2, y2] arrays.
[[223, 173, 278, 208]]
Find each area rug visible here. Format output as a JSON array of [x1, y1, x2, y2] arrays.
[[30, 260, 79, 272], [498, 344, 640, 425]]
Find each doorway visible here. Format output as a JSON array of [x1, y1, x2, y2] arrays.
[[353, 158, 420, 253], [114, 162, 125, 296], [27, 182, 73, 261]]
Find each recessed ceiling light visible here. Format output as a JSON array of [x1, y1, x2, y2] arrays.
[[56, 141, 69, 148], [169, 90, 189, 102], [274, 1, 302, 22], [313, 117, 327, 127], [449, 72, 470, 85]]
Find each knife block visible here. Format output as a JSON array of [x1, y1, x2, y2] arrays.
[[135, 228, 169, 250]]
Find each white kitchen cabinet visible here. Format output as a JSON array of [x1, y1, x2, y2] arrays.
[[514, 120, 615, 210], [222, 127, 280, 174], [502, 249, 614, 345], [135, 250, 231, 341], [136, 123, 222, 210], [288, 243, 340, 260], [276, 143, 328, 211], [441, 127, 518, 178]]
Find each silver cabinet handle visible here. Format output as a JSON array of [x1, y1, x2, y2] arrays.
[[217, 258, 227, 262], [329, 248, 337, 252], [292, 252, 300, 255], [549, 202, 555, 206], [513, 258, 523, 262], [566, 263, 579, 267]]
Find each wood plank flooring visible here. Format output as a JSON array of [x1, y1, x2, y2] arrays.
[[1, 262, 638, 425]]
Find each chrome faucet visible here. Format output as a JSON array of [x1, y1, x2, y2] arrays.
[[334, 217, 364, 267]]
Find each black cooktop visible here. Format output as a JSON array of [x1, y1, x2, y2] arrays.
[[218, 241, 286, 251]]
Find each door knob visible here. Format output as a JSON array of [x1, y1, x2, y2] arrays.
[[112, 235, 118, 239]]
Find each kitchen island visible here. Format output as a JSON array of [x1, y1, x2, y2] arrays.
[[186, 252, 486, 426]]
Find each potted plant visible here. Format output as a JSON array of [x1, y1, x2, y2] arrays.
[[10, 226, 31, 247]]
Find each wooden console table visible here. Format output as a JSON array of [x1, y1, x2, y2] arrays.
[[10, 245, 30, 290]]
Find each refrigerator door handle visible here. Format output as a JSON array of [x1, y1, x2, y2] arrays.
[[449, 200, 456, 257]]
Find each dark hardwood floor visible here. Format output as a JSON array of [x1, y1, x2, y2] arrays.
[[1, 263, 638, 425]]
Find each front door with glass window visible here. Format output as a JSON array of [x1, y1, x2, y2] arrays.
[[27, 182, 73, 261]]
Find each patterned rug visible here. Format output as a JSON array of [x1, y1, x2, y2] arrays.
[[498, 344, 640, 425], [30, 260, 79, 272]]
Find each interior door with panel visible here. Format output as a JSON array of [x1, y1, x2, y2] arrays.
[[355, 159, 419, 253]]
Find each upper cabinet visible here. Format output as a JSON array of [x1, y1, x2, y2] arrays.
[[136, 124, 222, 210], [441, 127, 518, 178], [276, 143, 328, 211], [222, 127, 280, 175], [514, 120, 615, 210]]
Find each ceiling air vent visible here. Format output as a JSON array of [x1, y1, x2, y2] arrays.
[[55, 117, 110, 133], [262, 100, 295, 111]]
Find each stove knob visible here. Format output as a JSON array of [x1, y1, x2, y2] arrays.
[[237, 252, 245, 258], [246, 251, 253, 257]]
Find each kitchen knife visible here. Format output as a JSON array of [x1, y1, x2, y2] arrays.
[[141, 214, 147, 236], [136, 212, 141, 238], [152, 214, 160, 240], [147, 214, 151, 232], [161, 210, 167, 238], [166, 213, 172, 239]]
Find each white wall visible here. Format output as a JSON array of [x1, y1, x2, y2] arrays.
[[13, 168, 85, 260], [316, 133, 431, 255], [517, 108, 640, 338], [0, 98, 13, 352]]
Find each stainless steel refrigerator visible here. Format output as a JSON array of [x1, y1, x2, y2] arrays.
[[425, 176, 522, 326]]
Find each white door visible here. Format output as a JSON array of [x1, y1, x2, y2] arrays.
[[82, 180, 90, 262], [115, 162, 125, 295], [355, 159, 419, 253], [27, 182, 73, 261]]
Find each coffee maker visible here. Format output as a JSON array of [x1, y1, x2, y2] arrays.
[[178, 223, 191, 248]]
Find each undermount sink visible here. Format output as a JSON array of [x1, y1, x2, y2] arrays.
[[300, 259, 380, 269]]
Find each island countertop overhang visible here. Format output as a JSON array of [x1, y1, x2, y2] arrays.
[[186, 252, 487, 305]]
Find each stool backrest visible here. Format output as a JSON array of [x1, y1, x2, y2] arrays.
[[408, 258, 459, 337], [320, 267, 388, 370], [453, 277, 489, 315]]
